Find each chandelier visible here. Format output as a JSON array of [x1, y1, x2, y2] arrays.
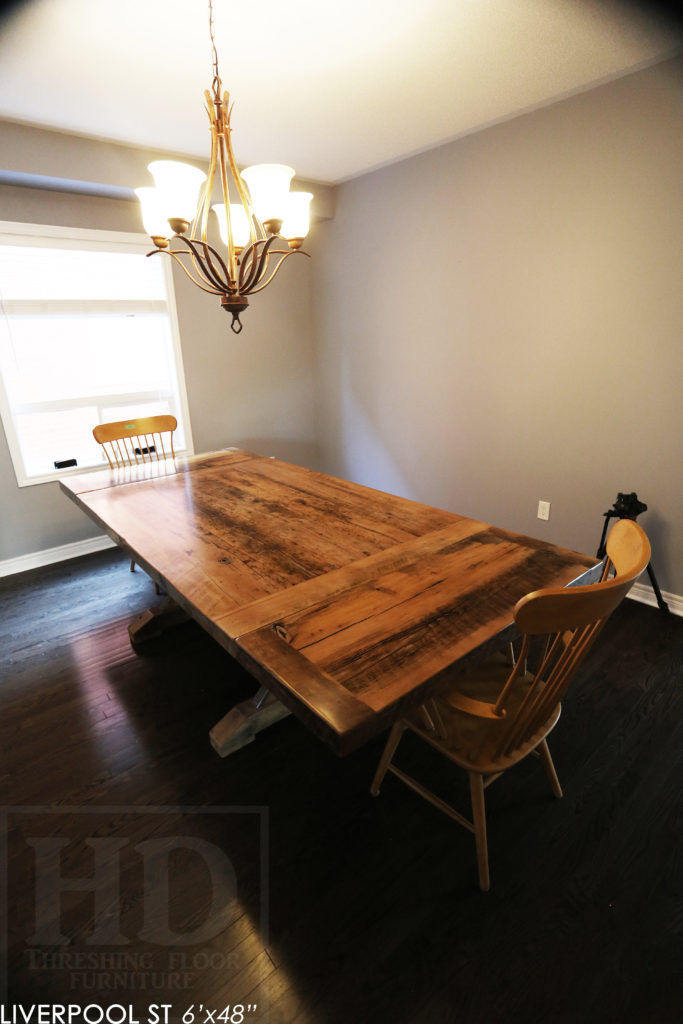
[[135, 0, 312, 333]]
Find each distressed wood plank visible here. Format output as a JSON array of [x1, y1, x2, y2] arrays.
[[219, 519, 486, 638], [237, 531, 594, 728], [239, 456, 460, 541], [60, 479, 245, 624], [60, 452, 595, 755], [235, 630, 376, 749], [304, 543, 589, 693], [62, 452, 462, 616]]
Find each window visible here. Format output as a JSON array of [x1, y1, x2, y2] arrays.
[[0, 221, 193, 486]]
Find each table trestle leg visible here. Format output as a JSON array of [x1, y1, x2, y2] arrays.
[[210, 686, 291, 757]]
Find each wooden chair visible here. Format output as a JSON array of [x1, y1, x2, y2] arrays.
[[92, 415, 177, 578], [370, 519, 651, 891], [93, 415, 177, 470]]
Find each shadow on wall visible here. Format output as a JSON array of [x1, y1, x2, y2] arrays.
[[636, 508, 670, 596], [334, 379, 418, 500]]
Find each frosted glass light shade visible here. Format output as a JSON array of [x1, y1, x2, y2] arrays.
[[212, 203, 251, 249], [135, 188, 172, 240], [241, 164, 295, 226], [282, 192, 313, 241], [147, 160, 206, 225]]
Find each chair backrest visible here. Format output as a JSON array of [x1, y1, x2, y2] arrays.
[[491, 519, 650, 760], [93, 415, 177, 469]]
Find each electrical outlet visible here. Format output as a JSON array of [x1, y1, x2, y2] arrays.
[[537, 500, 551, 521]]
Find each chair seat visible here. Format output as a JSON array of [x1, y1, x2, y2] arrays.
[[406, 652, 561, 775]]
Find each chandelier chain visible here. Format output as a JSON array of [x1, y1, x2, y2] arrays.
[[208, 0, 221, 96]]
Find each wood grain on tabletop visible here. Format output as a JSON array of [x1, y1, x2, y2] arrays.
[[60, 449, 461, 614], [61, 450, 595, 752]]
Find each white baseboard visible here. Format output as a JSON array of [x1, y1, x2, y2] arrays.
[[628, 581, 683, 617], [0, 534, 116, 578]]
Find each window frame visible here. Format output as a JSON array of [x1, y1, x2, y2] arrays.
[[0, 220, 194, 487]]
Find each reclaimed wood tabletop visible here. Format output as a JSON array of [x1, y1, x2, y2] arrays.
[[60, 450, 596, 755]]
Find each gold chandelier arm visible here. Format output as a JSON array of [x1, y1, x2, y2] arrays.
[[236, 239, 266, 292], [181, 236, 231, 293], [244, 249, 309, 296], [194, 99, 218, 242], [163, 240, 225, 294], [216, 127, 240, 280], [202, 241, 234, 292], [147, 249, 223, 296], [238, 235, 281, 293], [220, 91, 259, 248], [163, 236, 229, 295], [187, 89, 225, 296]]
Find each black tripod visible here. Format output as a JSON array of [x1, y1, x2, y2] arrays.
[[597, 492, 669, 613]]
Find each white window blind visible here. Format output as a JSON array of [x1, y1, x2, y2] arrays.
[[0, 223, 193, 486]]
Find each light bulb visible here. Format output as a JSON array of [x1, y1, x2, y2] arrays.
[[282, 192, 313, 248], [241, 164, 295, 233], [135, 187, 172, 244], [147, 160, 206, 233], [212, 203, 252, 250]]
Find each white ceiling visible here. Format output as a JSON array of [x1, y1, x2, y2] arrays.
[[0, 0, 680, 184]]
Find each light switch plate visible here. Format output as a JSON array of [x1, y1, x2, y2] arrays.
[[537, 500, 551, 521]]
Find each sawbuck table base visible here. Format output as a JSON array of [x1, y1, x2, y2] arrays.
[[129, 595, 290, 757]]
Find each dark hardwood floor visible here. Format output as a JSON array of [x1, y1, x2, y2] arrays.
[[1, 550, 681, 1022]]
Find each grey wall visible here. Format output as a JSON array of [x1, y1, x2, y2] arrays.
[[0, 137, 323, 561], [2, 60, 682, 597], [312, 58, 683, 594]]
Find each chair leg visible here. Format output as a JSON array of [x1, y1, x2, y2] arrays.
[[468, 772, 490, 892], [130, 558, 135, 573], [425, 698, 447, 740], [370, 722, 406, 796], [537, 738, 563, 799]]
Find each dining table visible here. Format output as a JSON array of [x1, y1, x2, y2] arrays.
[[60, 449, 598, 757]]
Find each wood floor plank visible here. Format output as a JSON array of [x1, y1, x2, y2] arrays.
[[0, 553, 680, 1022]]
